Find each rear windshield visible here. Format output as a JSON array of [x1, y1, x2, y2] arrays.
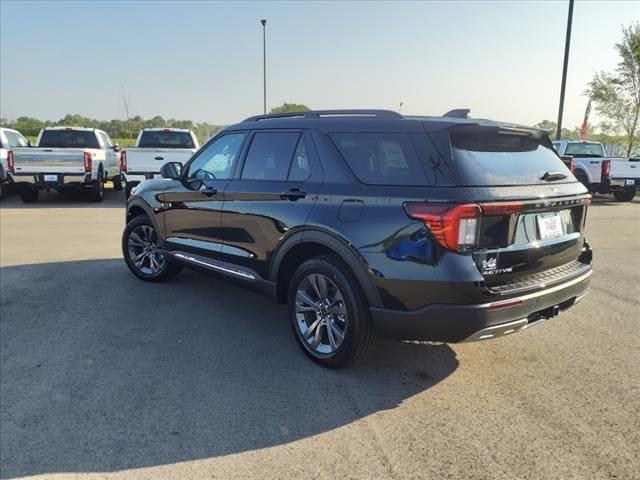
[[564, 142, 604, 157], [450, 128, 572, 186], [39, 130, 99, 148], [138, 131, 195, 149], [330, 132, 428, 186]]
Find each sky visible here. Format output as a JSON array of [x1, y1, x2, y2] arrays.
[[0, 0, 638, 128]]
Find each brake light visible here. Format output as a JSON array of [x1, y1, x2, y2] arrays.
[[601, 160, 611, 179], [7, 151, 14, 173], [405, 203, 481, 252], [83, 152, 92, 172], [481, 202, 523, 216], [488, 298, 523, 310], [120, 151, 127, 172]]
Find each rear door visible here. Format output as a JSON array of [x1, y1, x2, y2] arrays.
[[442, 125, 591, 292], [220, 130, 322, 279], [160, 131, 248, 260]]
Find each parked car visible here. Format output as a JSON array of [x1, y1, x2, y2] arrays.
[[122, 109, 593, 368], [121, 128, 200, 197], [8, 127, 121, 203], [552, 140, 639, 202], [0, 127, 30, 199]]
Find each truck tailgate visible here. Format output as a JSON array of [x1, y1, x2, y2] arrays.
[[124, 148, 195, 174], [611, 159, 640, 179], [12, 149, 86, 174]]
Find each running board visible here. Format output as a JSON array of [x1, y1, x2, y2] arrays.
[[170, 252, 256, 281]]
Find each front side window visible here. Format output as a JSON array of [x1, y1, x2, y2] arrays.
[[241, 132, 300, 181], [186, 133, 246, 179]]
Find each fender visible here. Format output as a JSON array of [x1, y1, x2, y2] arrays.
[[125, 197, 164, 238], [269, 228, 383, 308]]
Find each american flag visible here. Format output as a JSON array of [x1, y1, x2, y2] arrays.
[[580, 99, 591, 139]]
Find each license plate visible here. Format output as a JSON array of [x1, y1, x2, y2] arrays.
[[537, 212, 563, 240], [625, 179, 635, 187], [44, 174, 58, 182]]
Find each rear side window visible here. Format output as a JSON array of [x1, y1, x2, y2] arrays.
[[242, 132, 301, 181], [39, 130, 99, 148], [4, 131, 29, 147], [450, 128, 572, 186], [138, 131, 195, 149], [330, 132, 428, 186]]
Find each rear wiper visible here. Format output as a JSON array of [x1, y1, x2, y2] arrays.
[[540, 171, 568, 181]]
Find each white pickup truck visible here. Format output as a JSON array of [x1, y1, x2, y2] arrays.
[[121, 128, 199, 197], [8, 127, 122, 203], [0, 127, 30, 199], [553, 140, 639, 202]]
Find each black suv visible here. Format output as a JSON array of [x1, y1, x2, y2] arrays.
[[122, 109, 593, 368]]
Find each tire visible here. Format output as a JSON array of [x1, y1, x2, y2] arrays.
[[613, 187, 636, 202], [122, 214, 182, 282], [112, 174, 123, 191], [19, 187, 39, 203], [574, 170, 590, 191], [288, 255, 376, 368], [89, 171, 105, 202], [0, 182, 3, 200]]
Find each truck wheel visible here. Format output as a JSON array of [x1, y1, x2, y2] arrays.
[[112, 174, 123, 191], [89, 172, 105, 202], [19, 187, 39, 203], [288, 255, 377, 368], [574, 170, 590, 191], [122, 215, 182, 282], [613, 187, 636, 202]]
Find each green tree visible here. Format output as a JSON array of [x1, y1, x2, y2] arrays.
[[270, 103, 310, 114], [585, 22, 640, 156]]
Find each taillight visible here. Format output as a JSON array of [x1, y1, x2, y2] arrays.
[[120, 151, 127, 172], [7, 150, 14, 173], [83, 152, 92, 173], [568, 158, 575, 173], [405, 203, 481, 252], [481, 202, 523, 216], [601, 160, 611, 179]]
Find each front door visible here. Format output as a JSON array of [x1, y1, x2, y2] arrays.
[[160, 132, 248, 260]]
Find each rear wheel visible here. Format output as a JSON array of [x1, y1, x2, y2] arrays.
[[112, 174, 123, 191], [613, 187, 636, 202], [89, 172, 105, 202], [574, 170, 590, 192], [288, 255, 376, 368], [19, 187, 39, 203], [122, 215, 182, 282]]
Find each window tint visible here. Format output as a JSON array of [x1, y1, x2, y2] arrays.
[[330, 132, 428, 186], [38, 130, 99, 148], [242, 132, 300, 181], [450, 128, 572, 186], [138, 131, 195, 149], [187, 133, 246, 179], [288, 138, 311, 181], [4, 131, 29, 147]]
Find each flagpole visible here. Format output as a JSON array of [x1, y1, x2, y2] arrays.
[[556, 0, 574, 140]]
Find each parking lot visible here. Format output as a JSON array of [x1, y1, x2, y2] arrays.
[[0, 190, 638, 480]]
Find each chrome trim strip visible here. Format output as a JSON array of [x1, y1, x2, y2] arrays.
[[166, 236, 223, 252], [173, 252, 255, 280]]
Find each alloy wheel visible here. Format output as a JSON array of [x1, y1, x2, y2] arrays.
[[127, 224, 166, 275]]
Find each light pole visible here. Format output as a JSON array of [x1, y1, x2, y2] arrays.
[[261, 19, 267, 115], [556, 0, 574, 140]]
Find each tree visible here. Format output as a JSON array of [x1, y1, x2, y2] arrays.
[[585, 23, 640, 156], [270, 103, 310, 114]]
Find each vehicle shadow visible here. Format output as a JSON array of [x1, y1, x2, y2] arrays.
[[0, 259, 458, 478], [0, 183, 125, 208]]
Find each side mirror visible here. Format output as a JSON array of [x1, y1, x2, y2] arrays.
[[160, 161, 183, 179], [113, 143, 120, 152]]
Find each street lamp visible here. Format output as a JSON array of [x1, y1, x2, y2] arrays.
[[261, 19, 267, 115]]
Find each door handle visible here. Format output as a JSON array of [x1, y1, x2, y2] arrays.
[[281, 188, 306, 201], [200, 187, 218, 197]]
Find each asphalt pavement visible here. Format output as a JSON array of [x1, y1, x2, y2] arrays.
[[1, 188, 638, 479]]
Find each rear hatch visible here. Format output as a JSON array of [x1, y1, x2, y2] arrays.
[[442, 125, 591, 293], [12, 148, 87, 174]]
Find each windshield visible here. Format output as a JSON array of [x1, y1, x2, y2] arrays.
[[564, 143, 605, 157], [138, 131, 195, 149], [450, 128, 572, 186], [38, 130, 99, 148]]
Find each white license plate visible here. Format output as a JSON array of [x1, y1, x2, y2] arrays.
[[625, 179, 635, 186], [44, 174, 58, 182], [537, 212, 563, 240]]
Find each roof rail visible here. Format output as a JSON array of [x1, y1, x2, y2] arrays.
[[443, 108, 470, 119], [242, 109, 403, 122]]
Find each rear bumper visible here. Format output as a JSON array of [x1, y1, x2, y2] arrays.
[[609, 178, 639, 188], [10, 173, 92, 187], [370, 269, 592, 343], [123, 172, 159, 184]]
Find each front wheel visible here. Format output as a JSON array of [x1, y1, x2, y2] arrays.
[[122, 215, 182, 282], [613, 187, 636, 202], [288, 256, 376, 368]]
